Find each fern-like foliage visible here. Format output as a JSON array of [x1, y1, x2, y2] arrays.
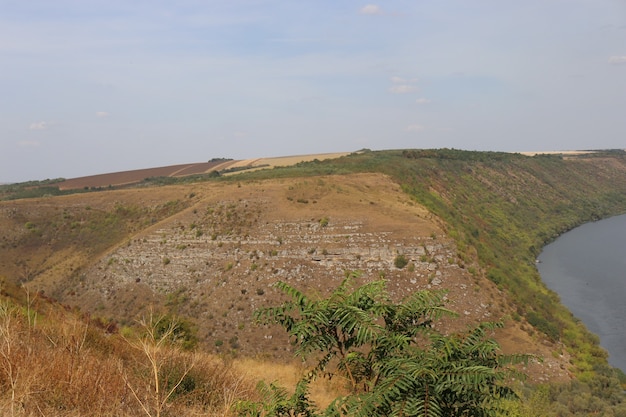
[[251, 274, 531, 417], [235, 379, 319, 417]]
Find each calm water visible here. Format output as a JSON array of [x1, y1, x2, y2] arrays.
[[537, 214, 626, 372]]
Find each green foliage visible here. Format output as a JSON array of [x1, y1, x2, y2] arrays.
[[393, 254, 409, 269], [0, 179, 68, 200], [525, 311, 560, 342], [252, 275, 528, 416], [149, 313, 198, 351], [236, 380, 318, 417], [515, 365, 626, 417]]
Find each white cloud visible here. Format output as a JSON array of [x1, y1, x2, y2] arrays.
[[406, 124, 425, 132], [17, 140, 41, 147], [391, 76, 417, 84], [608, 56, 626, 65], [415, 98, 431, 104], [360, 5, 382, 15], [28, 121, 48, 130], [389, 85, 417, 94], [96, 111, 109, 118], [389, 76, 418, 94]]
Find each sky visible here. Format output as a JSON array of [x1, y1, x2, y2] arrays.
[[1, 1, 626, 183]]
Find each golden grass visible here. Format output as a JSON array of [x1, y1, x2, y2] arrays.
[[232, 357, 348, 409], [0, 295, 259, 416], [219, 152, 352, 176]]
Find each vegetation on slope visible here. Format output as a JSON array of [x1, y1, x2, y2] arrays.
[[355, 150, 626, 379], [231, 149, 626, 415], [238, 149, 626, 375], [0, 196, 191, 300], [0, 284, 258, 416], [3, 149, 626, 415], [0, 179, 71, 200], [240, 276, 529, 417]]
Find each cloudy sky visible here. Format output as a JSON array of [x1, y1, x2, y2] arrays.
[[1, 1, 625, 182]]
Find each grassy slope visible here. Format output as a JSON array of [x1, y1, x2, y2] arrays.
[[0, 189, 192, 298], [237, 149, 626, 377]]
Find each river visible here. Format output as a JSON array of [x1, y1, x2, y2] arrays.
[[537, 214, 626, 372]]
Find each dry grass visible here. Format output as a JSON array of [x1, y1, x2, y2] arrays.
[[0, 294, 258, 417], [232, 357, 348, 410]]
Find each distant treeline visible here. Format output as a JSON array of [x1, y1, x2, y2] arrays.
[[0, 179, 67, 200]]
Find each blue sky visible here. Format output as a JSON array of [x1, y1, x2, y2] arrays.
[[1, 1, 625, 182]]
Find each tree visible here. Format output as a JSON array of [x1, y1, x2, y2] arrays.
[[250, 274, 529, 417]]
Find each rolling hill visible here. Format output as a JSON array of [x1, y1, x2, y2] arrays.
[[1, 148, 626, 415]]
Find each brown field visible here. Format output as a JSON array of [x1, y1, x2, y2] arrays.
[[54, 152, 352, 190]]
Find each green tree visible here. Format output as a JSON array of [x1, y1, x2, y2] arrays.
[[250, 274, 529, 417]]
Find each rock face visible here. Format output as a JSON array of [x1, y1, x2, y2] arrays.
[[70, 175, 487, 354]]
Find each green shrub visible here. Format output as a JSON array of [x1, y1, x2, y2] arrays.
[[252, 276, 528, 417], [394, 254, 409, 269]]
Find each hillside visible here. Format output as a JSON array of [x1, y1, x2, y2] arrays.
[[1, 149, 626, 415]]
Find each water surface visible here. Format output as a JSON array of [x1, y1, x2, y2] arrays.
[[537, 214, 626, 372]]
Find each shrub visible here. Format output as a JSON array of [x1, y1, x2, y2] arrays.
[[394, 254, 409, 269], [251, 276, 529, 417]]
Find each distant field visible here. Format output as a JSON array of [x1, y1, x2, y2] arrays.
[[54, 161, 224, 190], [31, 150, 612, 190], [54, 152, 351, 190], [519, 150, 597, 156]]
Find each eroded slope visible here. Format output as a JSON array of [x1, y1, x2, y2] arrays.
[[0, 173, 570, 382]]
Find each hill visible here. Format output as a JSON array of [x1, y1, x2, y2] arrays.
[[1, 148, 626, 415]]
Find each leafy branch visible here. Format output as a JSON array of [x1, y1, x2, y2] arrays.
[[250, 274, 531, 417]]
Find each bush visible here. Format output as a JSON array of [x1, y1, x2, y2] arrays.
[[251, 276, 529, 417], [394, 254, 409, 269]]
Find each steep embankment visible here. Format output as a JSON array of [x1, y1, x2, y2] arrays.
[[1, 171, 570, 384], [316, 149, 626, 377], [3, 149, 626, 387]]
